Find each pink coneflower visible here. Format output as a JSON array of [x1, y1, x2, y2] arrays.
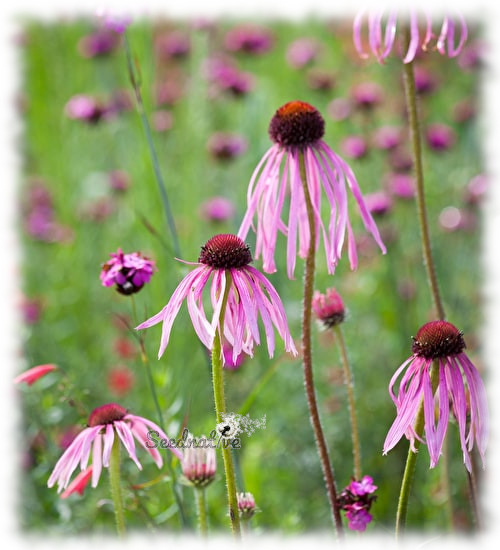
[[353, 12, 468, 64], [312, 288, 345, 328], [14, 364, 57, 386], [100, 248, 157, 295], [48, 403, 181, 493], [136, 234, 297, 362], [338, 475, 377, 532], [60, 466, 93, 499], [383, 321, 488, 472], [200, 196, 236, 223], [181, 440, 216, 487], [237, 492, 257, 519], [238, 101, 386, 278]]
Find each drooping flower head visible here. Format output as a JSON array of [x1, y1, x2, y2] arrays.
[[100, 248, 157, 295], [48, 403, 181, 493], [136, 234, 297, 363], [353, 11, 468, 64], [312, 287, 345, 328], [337, 475, 377, 532], [383, 321, 488, 471], [181, 438, 217, 487], [238, 101, 386, 278]]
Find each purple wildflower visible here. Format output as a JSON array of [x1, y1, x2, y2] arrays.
[[327, 98, 351, 121], [136, 234, 297, 362], [353, 11, 468, 64], [155, 31, 191, 60], [372, 125, 402, 150], [77, 29, 119, 58], [426, 123, 456, 151], [286, 38, 320, 69], [345, 504, 373, 532], [349, 475, 378, 496], [224, 25, 273, 54], [385, 173, 415, 199], [64, 94, 106, 124], [206, 132, 247, 160], [338, 475, 377, 532], [48, 403, 181, 492], [340, 135, 368, 159], [364, 191, 393, 216], [200, 197, 236, 223], [351, 81, 383, 109], [312, 288, 345, 328], [238, 100, 386, 278], [100, 248, 157, 295], [383, 321, 488, 472]]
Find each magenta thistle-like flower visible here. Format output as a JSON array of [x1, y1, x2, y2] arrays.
[[48, 403, 181, 493], [238, 101, 386, 278], [338, 475, 377, 531], [181, 439, 217, 487], [383, 321, 488, 472], [312, 287, 345, 328], [353, 11, 468, 64], [100, 248, 157, 295], [349, 475, 378, 496], [136, 234, 297, 362], [345, 504, 373, 532]]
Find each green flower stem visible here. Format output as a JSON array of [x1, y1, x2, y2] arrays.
[[211, 272, 241, 537], [194, 487, 208, 537], [395, 361, 440, 538], [130, 296, 188, 528], [401, 40, 445, 322], [298, 152, 343, 536], [109, 435, 126, 537], [334, 325, 362, 480], [123, 34, 181, 259]]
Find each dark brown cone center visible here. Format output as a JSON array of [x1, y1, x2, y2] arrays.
[[88, 403, 127, 427], [411, 320, 465, 359], [268, 100, 325, 148], [198, 234, 252, 269]]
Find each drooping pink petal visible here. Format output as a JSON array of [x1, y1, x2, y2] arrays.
[[61, 466, 93, 498], [14, 364, 57, 385], [114, 420, 142, 470], [102, 424, 115, 467], [91, 433, 103, 487]]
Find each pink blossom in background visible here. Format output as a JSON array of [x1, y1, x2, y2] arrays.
[[286, 38, 321, 69], [413, 66, 438, 94], [464, 174, 488, 205], [385, 173, 415, 200], [224, 25, 273, 54], [100, 248, 157, 295], [48, 403, 181, 492], [155, 31, 191, 60], [206, 132, 248, 160], [237, 492, 257, 519], [351, 81, 383, 109], [14, 364, 57, 386], [340, 135, 368, 159], [60, 467, 93, 499], [136, 234, 297, 362], [364, 191, 393, 216], [64, 94, 106, 123], [77, 29, 120, 58], [426, 123, 456, 151], [327, 97, 351, 121], [151, 110, 174, 132], [108, 170, 131, 193], [306, 68, 336, 91], [383, 321, 488, 472], [312, 288, 345, 328], [107, 367, 135, 396], [353, 11, 467, 64], [372, 126, 402, 150], [199, 196, 236, 223]]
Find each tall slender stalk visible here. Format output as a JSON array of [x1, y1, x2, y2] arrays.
[[334, 325, 361, 480], [211, 273, 241, 537], [109, 436, 126, 536], [298, 152, 343, 536], [123, 34, 181, 259], [194, 488, 208, 537]]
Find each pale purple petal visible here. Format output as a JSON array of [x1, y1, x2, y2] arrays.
[[91, 433, 103, 487], [102, 424, 115, 467], [114, 421, 142, 470], [403, 11, 421, 63]]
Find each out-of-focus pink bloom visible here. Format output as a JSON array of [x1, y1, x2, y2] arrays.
[[200, 196, 236, 223], [77, 29, 119, 58], [238, 101, 386, 277], [14, 364, 57, 386], [351, 81, 383, 109], [458, 41, 484, 71], [58, 426, 80, 450], [286, 38, 321, 69], [207, 132, 247, 160], [60, 466, 93, 499], [306, 69, 336, 91], [372, 126, 402, 150], [96, 10, 132, 34], [64, 94, 106, 123], [327, 97, 351, 121], [20, 296, 43, 324], [383, 321, 488, 472], [152, 110, 174, 132], [155, 79, 185, 106], [155, 31, 191, 60], [48, 403, 182, 492], [414, 66, 437, 94], [439, 206, 476, 232], [364, 191, 393, 216], [385, 173, 415, 199], [388, 147, 413, 172], [340, 135, 368, 159], [237, 492, 257, 519], [136, 234, 297, 362], [426, 123, 456, 151], [464, 173, 488, 205], [108, 170, 131, 193], [108, 367, 135, 396], [113, 337, 137, 359], [204, 57, 254, 96], [181, 440, 216, 487], [79, 197, 115, 222], [345, 504, 373, 531], [224, 25, 273, 54], [353, 11, 468, 64], [453, 98, 476, 123], [100, 248, 157, 295], [107, 89, 134, 115], [312, 288, 345, 328]]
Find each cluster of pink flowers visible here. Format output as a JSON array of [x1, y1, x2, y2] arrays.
[[337, 476, 378, 531], [100, 248, 157, 295]]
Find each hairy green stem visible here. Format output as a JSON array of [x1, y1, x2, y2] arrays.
[[194, 487, 208, 537], [395, 361, 440, 538], [334, 325, 362, 480], [123, 34, 181, 259], [109, 435, 126, 536], [211, 273, 241, 537], [298, 152, 343, 536]]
